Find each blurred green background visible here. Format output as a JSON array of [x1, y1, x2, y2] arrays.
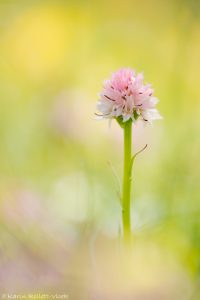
[[0, 0, 200, 298]]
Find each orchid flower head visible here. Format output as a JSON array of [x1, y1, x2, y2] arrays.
[[96, 68, 162, 124]]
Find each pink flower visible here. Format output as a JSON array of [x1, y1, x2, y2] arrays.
[[96, 68, 162, 123]]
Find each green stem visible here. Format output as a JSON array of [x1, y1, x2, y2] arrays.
[[122, 119, 132, 243]]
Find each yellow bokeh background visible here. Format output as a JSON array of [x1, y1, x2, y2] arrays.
[[0, 0, 200, 298]]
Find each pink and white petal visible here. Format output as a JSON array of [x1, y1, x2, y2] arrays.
[[96, 100, 113, 114], [148, 109, 162, 120], [122, 114, 132, 122]]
